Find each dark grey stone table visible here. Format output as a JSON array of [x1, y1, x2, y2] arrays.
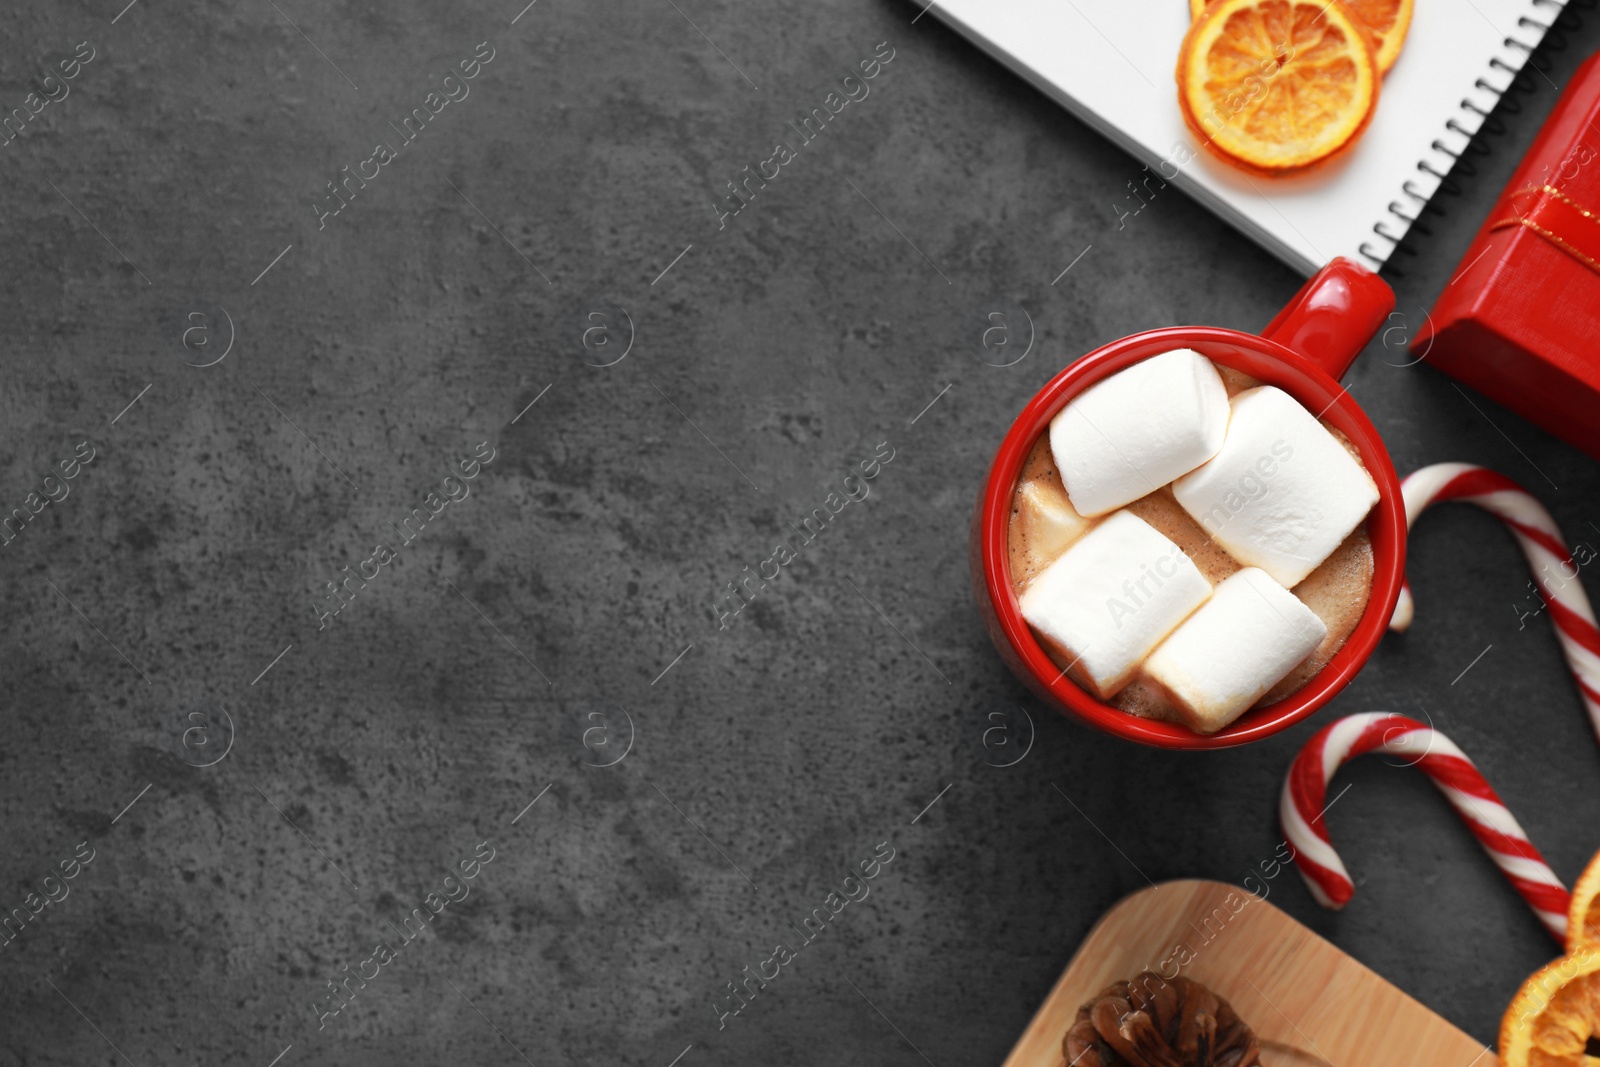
[[4, 1, 1599, 1063]]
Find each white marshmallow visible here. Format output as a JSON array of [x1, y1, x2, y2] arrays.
[[1050, 348, 1230, 517], [1172, 386, 1379, 588], [1014, 479, 1092, 579], [1019, 511, 1212, 699], [1142, 567, 1328, 734]]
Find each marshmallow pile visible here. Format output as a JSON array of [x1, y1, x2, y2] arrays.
[[1016, 348, 1378, 733]]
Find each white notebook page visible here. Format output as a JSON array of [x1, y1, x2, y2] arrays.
[[923, 0, 1557, 274]]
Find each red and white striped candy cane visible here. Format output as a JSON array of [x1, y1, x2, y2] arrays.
[[1281, 711, 1570, 943], [1389, 463, 1600, 743]]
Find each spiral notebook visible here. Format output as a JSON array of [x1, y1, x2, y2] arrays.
[[920, 0, 1563, 275]]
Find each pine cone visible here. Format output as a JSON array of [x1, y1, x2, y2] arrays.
[[1063, 973, 1261, 1067]]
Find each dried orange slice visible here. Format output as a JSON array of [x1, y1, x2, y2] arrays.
[[1569, 846, 1600, 952], [1500, 947, 1600, 1067], [1340, 0, 1412, 73], [1188, 0, 1411, 75], [1177, 0, 1380, 174]]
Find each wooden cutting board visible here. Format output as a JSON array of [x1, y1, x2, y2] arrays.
[[1003, 880, 1494, 1067]]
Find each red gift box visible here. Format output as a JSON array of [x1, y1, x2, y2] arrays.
[[1414, 49, 1600, 461]]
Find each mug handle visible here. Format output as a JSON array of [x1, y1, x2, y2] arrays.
[[1259, 257, 1395, 380]]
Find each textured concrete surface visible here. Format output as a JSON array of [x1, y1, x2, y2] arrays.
[[4, 0, 1600, 1063]]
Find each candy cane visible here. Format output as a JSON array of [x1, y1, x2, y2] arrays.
[[1389, 463, 1600, 744], [1281, 712, 1570, 942]]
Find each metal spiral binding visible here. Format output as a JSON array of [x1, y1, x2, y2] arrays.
[[1389, 200, 1420, 222], [1360, 0, 1587, 272], [1442, 120, 1494, 154]]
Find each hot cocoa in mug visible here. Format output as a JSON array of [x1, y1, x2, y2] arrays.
[[970, 259, 1407, 749], [1006, 354, 1378, 733]]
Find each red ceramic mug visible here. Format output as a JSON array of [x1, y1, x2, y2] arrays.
[[970, 258, 1405, 749]]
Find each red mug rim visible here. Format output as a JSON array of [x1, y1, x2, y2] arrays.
[[975, 325, 1406, 749]]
